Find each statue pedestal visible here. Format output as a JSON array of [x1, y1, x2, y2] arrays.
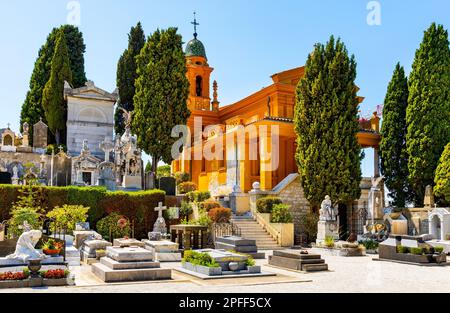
[[316, 220, 340, 244]]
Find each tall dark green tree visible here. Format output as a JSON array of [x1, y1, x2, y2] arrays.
[[406, 23, 450, 206], [294, 36, 362, 209], [42, 30, 72, 145], [434, 143, 450, 205], [380, 63, 410, 207], [20, 25, 86, 144], [133, 28, 190, 173], [115, 22, 146, 135]]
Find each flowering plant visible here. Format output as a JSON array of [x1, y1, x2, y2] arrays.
[[0, 270, 30, 281], [39, 269, 69, 279]]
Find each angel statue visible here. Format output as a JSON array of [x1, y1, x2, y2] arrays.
[[120, 108, 132, 130]]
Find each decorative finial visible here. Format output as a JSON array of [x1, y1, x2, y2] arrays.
[[212, 80, 220, 112], [191, 11, 199, 39], [6, 123, 10, 129]]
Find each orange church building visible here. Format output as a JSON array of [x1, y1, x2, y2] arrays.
[[172, 30, 381, 198]]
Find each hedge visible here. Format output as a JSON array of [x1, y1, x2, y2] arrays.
[[0, 185, 165, 239]]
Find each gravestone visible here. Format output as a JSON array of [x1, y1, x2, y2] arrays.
[[159, 177, 176, 196], [180, 249, 273, 279], [91, 246, 171, 282], [33, 118, 48, 149], [113, 238, 145, 248], [81, 239, 112, 264], [145, 172, 155, 190], [153, 202, 167, 234], [269, 250, 329, 272], [142, 240, 182, 262], [215, 236, 265, 259]]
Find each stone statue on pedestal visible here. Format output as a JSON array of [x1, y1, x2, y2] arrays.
[[319, 195, 338, 221], [6, 229, 46, 262], [153, 202, 167, 234]]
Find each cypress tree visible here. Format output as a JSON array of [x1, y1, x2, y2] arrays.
[[294, 36, 362, 209], [20, 25, 86, 144], [434, 143, 450, 205], [42, 30, 72, 145], [133, 28, 190, 173], [115, 22, 146, 135], [406, 23, 450, 206], [380, 63, 410, 207]]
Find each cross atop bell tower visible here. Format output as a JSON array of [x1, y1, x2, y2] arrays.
[[191, 12, 200, 39]]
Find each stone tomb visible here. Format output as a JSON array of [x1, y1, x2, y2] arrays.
[[215, 236, 265, 259], [113, 238, 145, 248], [91, 246, 171, 282], [378, 234, 447, 265], [179, 249, 275, 279], [142, 240, 182, 262], [81, 239, 112, 264], [269, 250, 329, 272]]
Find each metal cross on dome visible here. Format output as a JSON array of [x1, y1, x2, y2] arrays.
[[191, 11, 199, 38]]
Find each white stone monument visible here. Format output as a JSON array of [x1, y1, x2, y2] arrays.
[[316, 195, 340, 244]]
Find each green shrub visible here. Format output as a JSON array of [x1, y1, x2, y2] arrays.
[[358, 239, 379, 250], [256, 197, 282, 213], [157, 165, 171, 178], [396, 245, 410, 254], [186, 191, 211, 203], [410, 247, 423, 255], [199, 199, 221, 212], [46, 205, 89, 235], [182, 250, 220, 268], [96, 213, 131, 241], [299, 212, 319, 242], [174, 172, 190, 184], [177, 182, 198, 194], [434, 246, 444, 254], [180, 201, 193, 219], [270, 204, 293, 223], [245, 256, 256, 267], [8, 206, 42, 237], [324, 235, 335, 248], [208, 207, 232, 223], [195, 211, 213, 227], [0, 185, 165, 240]]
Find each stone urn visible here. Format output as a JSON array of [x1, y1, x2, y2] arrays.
[[28, 259, 42, 278], [228, 262, 240, 272]]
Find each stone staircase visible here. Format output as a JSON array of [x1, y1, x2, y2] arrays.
[[231, 216, 281, 250]]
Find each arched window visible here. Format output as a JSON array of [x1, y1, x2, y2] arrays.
[[3, 135, 13, 146], [196, 76, 203, 97]]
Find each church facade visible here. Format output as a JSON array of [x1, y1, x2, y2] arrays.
[[172, 28, 383, 237], [172, 32, 381, 194]]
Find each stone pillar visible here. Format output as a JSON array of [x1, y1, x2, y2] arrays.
[[259, 128, 273, 191], [374, 147, 380, 177]]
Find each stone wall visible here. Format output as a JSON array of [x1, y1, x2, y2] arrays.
[[275, 174, 310, 234], [249, 174, 373, 238]]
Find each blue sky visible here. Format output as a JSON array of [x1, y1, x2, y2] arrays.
[[0, 0, 449, 176]]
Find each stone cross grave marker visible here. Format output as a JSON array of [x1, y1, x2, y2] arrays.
[[153, 202, 168, 234], [99, 137, 114, 162]]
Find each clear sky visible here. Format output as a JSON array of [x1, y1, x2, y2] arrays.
[[0, 0, 449, 177]]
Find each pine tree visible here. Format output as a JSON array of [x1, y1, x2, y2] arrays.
[[115, 22, 146, 135], [133, 28, 190, 173], [42, 30, 72, 145], [20, 25, 86, 144], [294, 36, 362, 208], [434, 143, 450, 205], [406, 23, 450, 206], [380, 63, 410, 207]]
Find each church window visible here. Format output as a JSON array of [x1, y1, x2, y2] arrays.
[[196, 76, 203, 97]]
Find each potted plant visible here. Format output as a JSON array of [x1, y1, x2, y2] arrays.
[[42, 238, 63, 256]]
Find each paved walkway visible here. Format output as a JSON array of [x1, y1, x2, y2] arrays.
[[1, 249, 449, 293]]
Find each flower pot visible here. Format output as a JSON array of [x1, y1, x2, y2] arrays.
[[43, 249, 61, 256]]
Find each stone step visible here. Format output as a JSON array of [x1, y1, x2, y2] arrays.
[[303, 263, 329, 272], [91, 262, 171, 283]]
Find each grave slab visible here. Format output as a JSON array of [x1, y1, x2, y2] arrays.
[[106, 246, 154, 262]]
